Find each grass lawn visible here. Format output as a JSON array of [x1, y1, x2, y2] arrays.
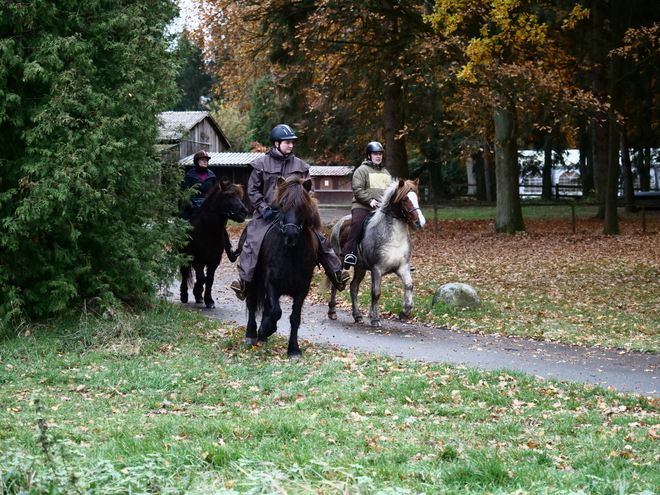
[[1, 303, 659, 494]]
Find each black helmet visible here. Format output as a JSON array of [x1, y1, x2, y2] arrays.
[[366, 141, 384, 158], [269, 124, 298, 143]]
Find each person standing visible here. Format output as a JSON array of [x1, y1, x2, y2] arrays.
[[230, 124, 349, 300], [181, 150, 217, 220], [341, 141, 392, 268]]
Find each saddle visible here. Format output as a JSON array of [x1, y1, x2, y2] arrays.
[[355, 212, 375, 249]]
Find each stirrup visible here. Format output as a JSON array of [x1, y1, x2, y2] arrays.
[[343, 253, 357, 266], [230, 279, 246, 301]]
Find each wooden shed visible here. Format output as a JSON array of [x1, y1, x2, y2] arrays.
[[158, 111, 230, 160]]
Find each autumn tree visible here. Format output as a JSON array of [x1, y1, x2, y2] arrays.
[[427, 0, 589, 234], [0, 0, 184, 326]]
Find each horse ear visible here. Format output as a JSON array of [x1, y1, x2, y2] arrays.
[[277, 177, 286, 187], [413, 178, 419, 186], [302, 178, 313, 192], [398, 178, 406, 188], [220, 177, 231, 190]]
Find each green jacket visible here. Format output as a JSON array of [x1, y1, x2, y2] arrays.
[[351, 160, 392, 211]]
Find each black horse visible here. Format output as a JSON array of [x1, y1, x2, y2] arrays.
[[244, 176, 320, 358], [180, 177, 248, 309]]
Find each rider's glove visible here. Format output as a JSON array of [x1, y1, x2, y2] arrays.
[[263, 208, 278, 222]]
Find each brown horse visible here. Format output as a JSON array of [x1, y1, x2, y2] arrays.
[[328, 178, 425, 326], [244, 176, 321, 358]]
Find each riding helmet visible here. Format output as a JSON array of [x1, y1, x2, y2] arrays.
[[193, 150, 211, 166], [269, 124, 298, 143], [366, 141, 384, 158]]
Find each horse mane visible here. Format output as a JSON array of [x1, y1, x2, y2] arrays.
[[378, 178, 419, 210], [276, 177, 321, 230], [201, 179, 244, 212]]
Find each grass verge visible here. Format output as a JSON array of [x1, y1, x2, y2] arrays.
[[1, 303, 659, 494]]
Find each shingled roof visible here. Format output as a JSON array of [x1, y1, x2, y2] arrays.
[[158, 111, 229, 149]]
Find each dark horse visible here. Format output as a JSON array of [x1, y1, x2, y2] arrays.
[[180, 177, 248, 309], [244, 176, 320, 358], [328, 179, 426, 326]]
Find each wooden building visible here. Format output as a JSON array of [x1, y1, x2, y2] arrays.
[[158, 111, 230, 160]]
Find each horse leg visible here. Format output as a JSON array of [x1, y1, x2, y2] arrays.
[[327, 284, 338, 320], [287, 293, 305, 358], [368, 267, 384, 327], [203, 263, 218, 309], [397, 266, 414, 321], [180, 265, 190, 303], [192, 261, 205, 304], [351, 268, 367, 324], [245, 292, 259, 346], [259, 291, 282, 341], [224, 230, 238, 263]]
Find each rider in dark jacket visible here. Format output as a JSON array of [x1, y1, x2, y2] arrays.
[[181, 150, 217, 220]]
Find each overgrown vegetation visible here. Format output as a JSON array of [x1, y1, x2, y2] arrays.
[[1, 302, 658, 494], [0, 0, 187, 328]]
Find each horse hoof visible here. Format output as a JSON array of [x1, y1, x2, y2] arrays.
[[371, 320, 381, 327], [245, 338, 259, 346], [181, 295, 188, 303], [206, 303, 215, 309], [288, 351, 302, 359], [398, 312, 410, 322], [195, 298, 203, 304], [354, 316, 363, 324], [328, 312, 337, 320]]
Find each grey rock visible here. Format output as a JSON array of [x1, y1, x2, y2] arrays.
[[433, 283, 481, 308]]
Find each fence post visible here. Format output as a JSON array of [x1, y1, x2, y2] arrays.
[[571, 204, 576, 234], [642, 205, 646, 233]]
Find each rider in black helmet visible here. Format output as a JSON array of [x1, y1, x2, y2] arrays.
[[230, 124, 350, 300]]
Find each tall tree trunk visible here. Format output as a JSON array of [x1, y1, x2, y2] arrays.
[[382, 2, 408, 178], [542, 133, 553, 201], [592, 0, 609, 218], [620, 125, 636, 213], [493, 93, 525, 234]]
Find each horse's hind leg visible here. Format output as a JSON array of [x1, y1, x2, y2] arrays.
[[368, 268, 384, 327], [397, 267, 414, 321], [180, 265, 190, 303], [245, 294, 259, 346], [203, 263, 218, 309], [287, 294, 305, 358], [351, 269, 367, 324], [192, 261, 205, 304]]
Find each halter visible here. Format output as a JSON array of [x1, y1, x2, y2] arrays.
[[387, 199, 421, 226]]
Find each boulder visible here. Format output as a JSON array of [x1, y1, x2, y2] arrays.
[[433, 283, 481, 308]]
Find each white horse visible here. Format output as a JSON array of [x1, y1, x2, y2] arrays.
[[327, 179, 426, 326]]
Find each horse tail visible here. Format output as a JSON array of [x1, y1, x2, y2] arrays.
[[180, 262, 193, 287]]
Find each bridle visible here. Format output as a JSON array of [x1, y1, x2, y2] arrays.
[[387, 196, 421, 226]]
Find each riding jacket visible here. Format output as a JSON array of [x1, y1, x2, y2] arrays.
[[351, 160, 392, 211], [181, 167, 218, 220]]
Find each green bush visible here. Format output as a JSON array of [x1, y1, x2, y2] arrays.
[[0, 0, 187, 326]]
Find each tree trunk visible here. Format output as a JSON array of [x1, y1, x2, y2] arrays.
[[620, 125, 636, 213], [493, 93, 525, 234], [542, 133, 553, 201], [591, 0, 609, 218], [382, 2, 408, 179]]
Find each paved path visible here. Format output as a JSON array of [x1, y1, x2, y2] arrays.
[[169, 207, 659, 398]]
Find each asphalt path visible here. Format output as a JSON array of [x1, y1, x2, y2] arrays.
[[168, 206, 660, 398]]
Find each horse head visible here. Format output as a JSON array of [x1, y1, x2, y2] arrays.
[[203, 177, 248, 223], [386, 178, 426, 230], [275, 176, 320, 247]]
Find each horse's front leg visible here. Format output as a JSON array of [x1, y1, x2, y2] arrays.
[[203, 263, 218, 309], [180, 265, 190, 303], [245, 293, 259, 346], [350, 268, 367, 324], [224, 230, 238, 263], [259, 289, 282, 341], [192, 261, 205, 304], [397, 266, 414, 321], [287, 293, 306, 358], [369, 267, 384, 327], [327, 280, 338, 320]]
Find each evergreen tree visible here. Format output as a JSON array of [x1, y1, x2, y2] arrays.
[[173, 32, 215, 111], [0, 0, 185, 326]]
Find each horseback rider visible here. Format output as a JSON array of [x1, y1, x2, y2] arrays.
[[341, 141, 392, 268], [230, 124, 350, 301], [181, 150, 217, 220]]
